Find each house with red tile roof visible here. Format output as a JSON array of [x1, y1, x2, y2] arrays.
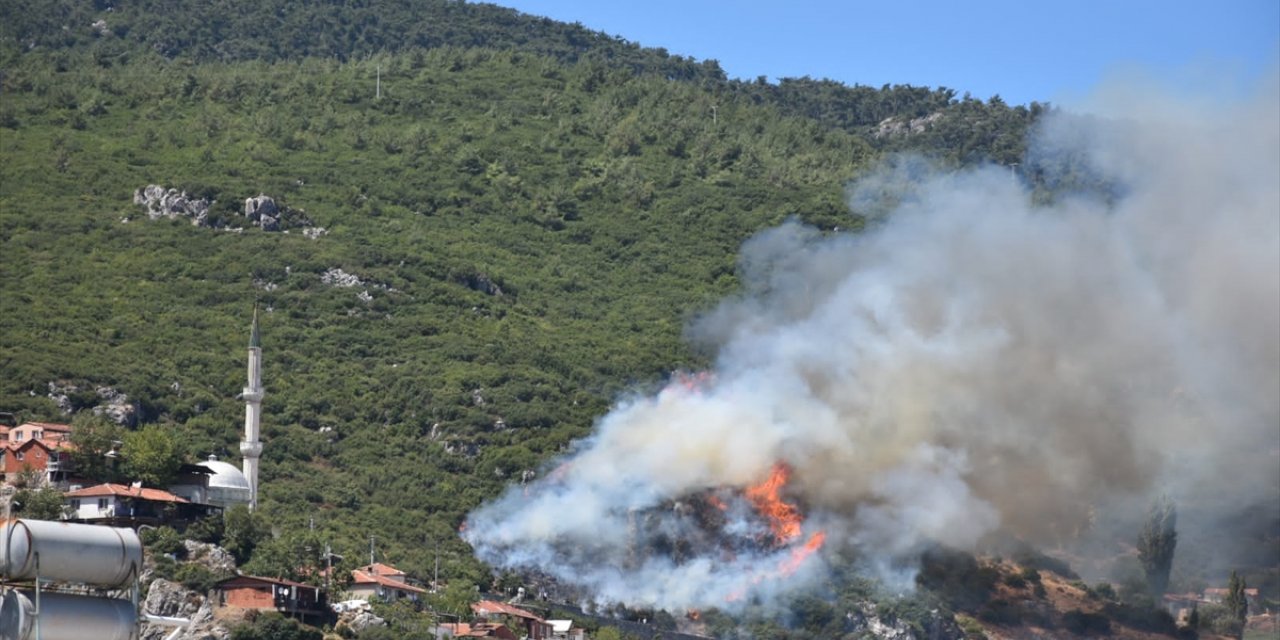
[[348, 562, 429, 602], [63, 482, 218, 526], [0, 422, 76, 486], [217, 574, 327, 624], [1204, 586, 1260, 609], [472, 600, 552, 640], [440, 622, 519, 639], [1, 422, 74, 447]]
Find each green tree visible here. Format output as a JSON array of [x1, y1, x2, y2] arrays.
[[242, 529, 326, 582], [141, 525, 185, 557], [12, 486, 66, 520], [595, 628, 623, 640], [120, 424, 184, 487], [67, 414, 124, 484], [1137, 495, 1177, 597], [423, 579, 479, 618], [230, 612, 321, 640], [1225, 571, 1248, 632], [223, 504, 266, 565]]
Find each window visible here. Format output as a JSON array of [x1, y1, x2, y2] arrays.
[[33, 431, 42, 440], [15, 452, 23, 461], [71, 499, 80, 509], [97, 498, 109, 510]]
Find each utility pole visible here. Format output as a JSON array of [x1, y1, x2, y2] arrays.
[[434, 538, 440, 592], [711, 104, 718, 126], [376, 65, 381, 100]]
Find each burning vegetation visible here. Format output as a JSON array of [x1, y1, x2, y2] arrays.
[[464, 70, 1280, 626]]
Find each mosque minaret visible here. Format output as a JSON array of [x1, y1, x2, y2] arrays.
[[240, 307, 264, 511]]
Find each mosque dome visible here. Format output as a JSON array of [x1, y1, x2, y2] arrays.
[[197, 455, 252, 507]]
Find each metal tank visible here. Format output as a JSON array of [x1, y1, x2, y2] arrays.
[[0, 519, 142, 586], [0, 589, 138, 640]]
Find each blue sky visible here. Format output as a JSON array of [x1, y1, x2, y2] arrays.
[[498, 0, 1279, 107]]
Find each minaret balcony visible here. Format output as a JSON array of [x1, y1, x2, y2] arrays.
[[240, 441, 263, 458], [242, 388, 264, 402]]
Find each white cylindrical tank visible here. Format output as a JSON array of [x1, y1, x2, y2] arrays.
[[0, 589, 137, 640], [0, 519, 142, 587]]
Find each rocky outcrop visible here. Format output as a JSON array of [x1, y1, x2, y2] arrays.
[[182, 541, 237, 575], [132, 186, 324, 237], [92, 385, 136, 426], [46, 381, 137, 426], [243, 195, 280, 230], [321, 268, 364, 288], [458, 272, 505, 297], [243, 193, 320, 235], [141, 579, 231, 640], [338, 610, 386, 635], [133, 185, 212, 226], [844, 602, 964, 640], [874, 112, 943, 138], [45, 381, 75, 414]]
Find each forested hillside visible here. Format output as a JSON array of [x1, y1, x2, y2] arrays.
[[0, 0, 1061, 634]]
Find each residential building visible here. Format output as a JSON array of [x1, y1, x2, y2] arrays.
[[549, 619, 586, 640], [348, 562, 428, 602], [439, 622, 519, 639], [1, 421, 73, 447], [217, 574, 327, 624], [472, 600, 552, 640], [0, 422, 75, 486], [64, 483, 218, 526], [1204, 586, 1260, 609]]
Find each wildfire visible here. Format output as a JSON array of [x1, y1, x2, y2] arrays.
[[778, 531, 827, 576], [671, 370, 715, 393], [744, 463, 804, 545], [722, 462, 828, 602]]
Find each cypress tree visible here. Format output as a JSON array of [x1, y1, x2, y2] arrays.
[[1225, 570, 1248, 627], [1136, 495, 1178, 597]]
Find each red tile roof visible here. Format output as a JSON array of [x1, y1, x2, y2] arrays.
[[351, 569, 427, 593], [17, 422, 73, 432], [3, 439, 52, 452], [64, 483, 189, 503], [441, 623, 515, 638], [356, 562, 406, 577], [1205, 587, 1260, 597], [472, 600, 544, 621], [219, 574, 317, 590]]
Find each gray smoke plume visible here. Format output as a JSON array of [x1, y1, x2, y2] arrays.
[[464, 71, 1279, 611]]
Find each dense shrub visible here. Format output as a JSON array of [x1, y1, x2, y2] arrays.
[[231, 612, 322, 640], [1061, 609, 1111, 636]]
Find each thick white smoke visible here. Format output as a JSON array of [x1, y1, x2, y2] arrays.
[[464, 71, 1280, 611]]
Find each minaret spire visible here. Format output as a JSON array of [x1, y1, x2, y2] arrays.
[[249, 305, 261, 349], [240, 305, 264, 510]]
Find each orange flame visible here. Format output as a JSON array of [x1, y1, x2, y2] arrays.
[[721, 462, 827, 603], [778, 531, 827, 576], [706, 495, 728, 511], [744, 463, 803, 545]]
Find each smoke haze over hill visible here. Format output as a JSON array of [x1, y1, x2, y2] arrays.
[[464, 71, 1280, 611]]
